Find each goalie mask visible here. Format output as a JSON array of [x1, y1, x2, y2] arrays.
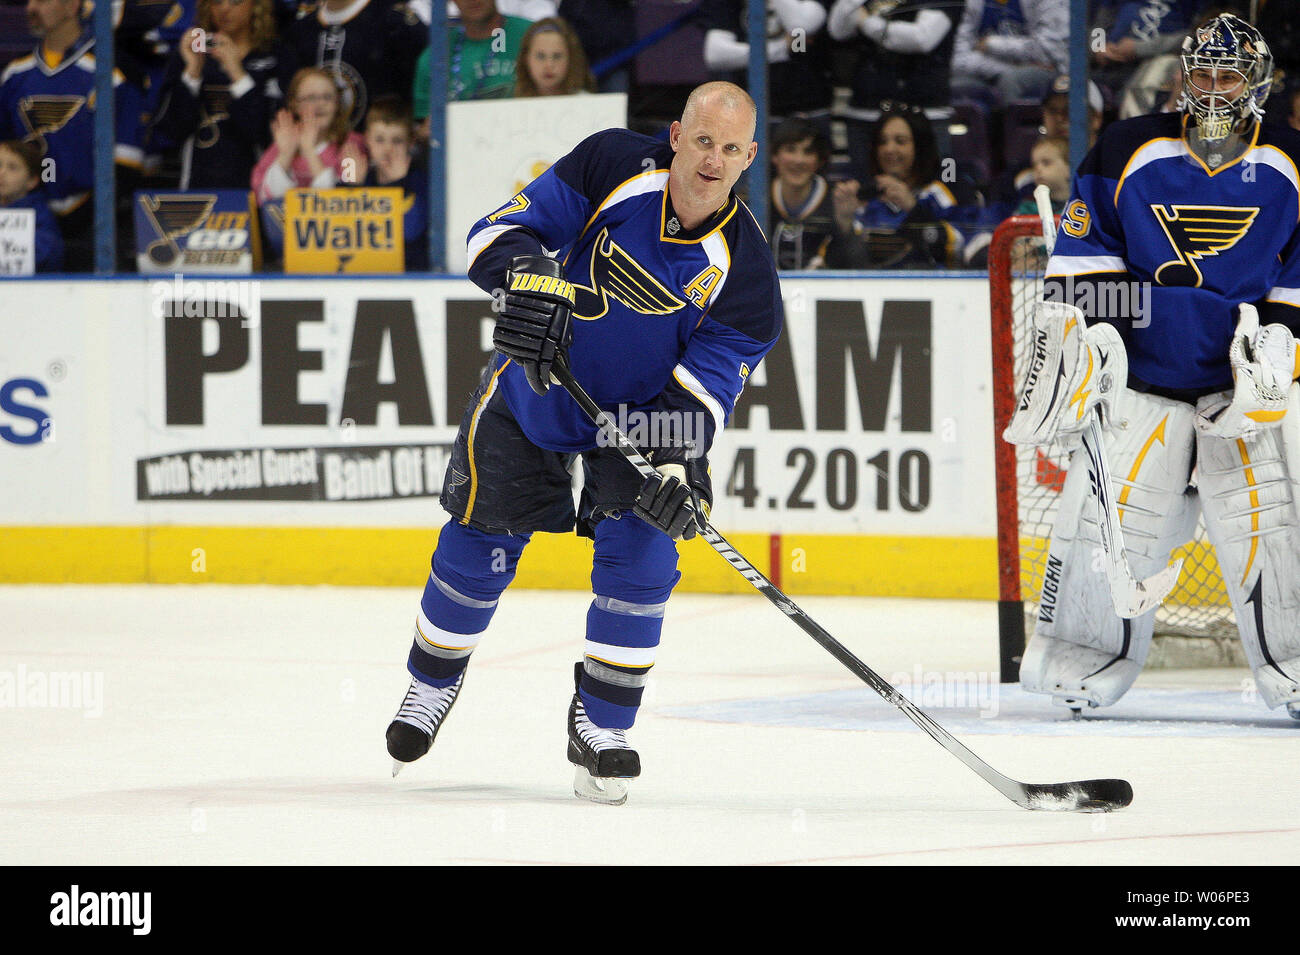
[[1179, 14, 1273, 141]]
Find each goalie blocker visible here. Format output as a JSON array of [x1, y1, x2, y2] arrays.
[[1004, 300, 1127, 447]]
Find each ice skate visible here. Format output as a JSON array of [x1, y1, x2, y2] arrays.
[[386, 673, 464, 776], [567, 663, 640, 805], [1287, 702, 1300, 722]]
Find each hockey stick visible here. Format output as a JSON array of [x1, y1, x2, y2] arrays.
[[552, 353, 1132, 812], [1034, 186, 1182, 618]]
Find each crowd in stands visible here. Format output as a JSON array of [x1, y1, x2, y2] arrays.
[[2, 0, 1298, 274]]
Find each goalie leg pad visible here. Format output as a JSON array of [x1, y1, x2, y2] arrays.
[[1196, 414, 1300, 710], [1021, 390, 1197, 707]]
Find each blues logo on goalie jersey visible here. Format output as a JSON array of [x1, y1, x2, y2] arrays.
[[1045, 112, 1300, 394]]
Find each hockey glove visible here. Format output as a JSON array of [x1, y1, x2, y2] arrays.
[[494, 254, 576, 396], [1196, 304, 1297, 438], [1003, 300, 1127, 446], [635, 461, 710, 541]]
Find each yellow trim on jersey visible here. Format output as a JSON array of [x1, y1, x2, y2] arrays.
[[461, 362, 509, 525], [1235, 438, 1260, 586], [661, 189, 739, 244], [1114, 122, 1261, 205], [415, 620, 475, 652], [1117, 415, 1169, 522], [578, 168, 669, 241], [584, 653, 654, 670]]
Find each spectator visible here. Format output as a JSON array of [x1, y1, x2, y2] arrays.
[[341, 94, 428, 270], [0, 0, 145, 271], [768, 117, 835, 270], [823, 105, 965, 269], [828, 0, 956, 107], [992, 75, 1103, 209], [1258, 0, 1299, 123], [0, 138, 63, 271], [827, 0, 958, 177], [1091, 1, 1201, 104], [252, 66, 366, 201], [557, 0, 632, 93], [950, 0, 1067, 108], [701, 0, 834, 124], [513, 16, 594, 96], [413, 0, 531, 114], [1015, 135, 1069, 216], [283, 0, 428, 129], [1289, 88, 1300, 133], [151, 0, 287, 189]]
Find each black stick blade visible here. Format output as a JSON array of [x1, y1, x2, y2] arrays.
[[1018, 779, 1134, 812]]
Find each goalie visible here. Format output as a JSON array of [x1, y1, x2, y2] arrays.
[[1005, 14, 1300, 719]]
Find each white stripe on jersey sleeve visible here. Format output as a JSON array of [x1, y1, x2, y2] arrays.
[[1246, 146, 1300, 210], [1116, 139, 1185, 199], [1267, 286, 1300, 308], [467, 222, 518, 270], [1046, 254, 1128, 276], [672, 363, 725, 438], [596, 170, 669, 218]]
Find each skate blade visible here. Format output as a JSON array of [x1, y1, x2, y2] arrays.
[[392, 760, 406, 778], [573, 766, 630, 806]]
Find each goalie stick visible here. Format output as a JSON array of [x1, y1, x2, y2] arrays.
[[1033, 185, 1182, 618], [552, 352, 1133, 813]]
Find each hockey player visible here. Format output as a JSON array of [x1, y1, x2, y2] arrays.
[[384, 81, 784, 803], [1006, 14, 1300, 719]]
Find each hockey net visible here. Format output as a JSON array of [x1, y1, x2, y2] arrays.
[[988, 216, 1239, 682]]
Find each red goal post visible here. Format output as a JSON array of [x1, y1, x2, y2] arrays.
[[988, 216, 1238, 684]]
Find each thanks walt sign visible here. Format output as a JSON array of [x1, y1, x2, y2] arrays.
[[284, 187, 404, 273]]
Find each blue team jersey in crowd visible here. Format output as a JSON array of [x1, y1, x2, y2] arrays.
[[0, 30, 145, 212], [1046, 112, 1300, 394], [466, 128, 784, 454]]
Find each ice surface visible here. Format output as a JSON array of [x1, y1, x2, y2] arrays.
[[1, 585, 1297, 865]]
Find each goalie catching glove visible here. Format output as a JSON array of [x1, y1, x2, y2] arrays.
[[1196, 303, 1299, 438], [494, 255, 576, 396], [1004, 301, 1128, 446]]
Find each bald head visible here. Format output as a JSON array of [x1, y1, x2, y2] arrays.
[[681, 82, 757, 141]]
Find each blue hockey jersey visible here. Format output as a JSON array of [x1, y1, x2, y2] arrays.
[[0, 30, 145, 213], [1045, 112, 1300, 394], [466, 128, 784, 455]]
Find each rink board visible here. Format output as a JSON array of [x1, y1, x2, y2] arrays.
[[0, 275, 997, 597]]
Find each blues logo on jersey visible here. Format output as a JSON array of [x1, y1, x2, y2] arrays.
[[466, 128, 783, 454]]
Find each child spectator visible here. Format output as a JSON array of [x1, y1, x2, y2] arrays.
[[151, 0, 287, 189], [341, 94, 428, 270], [252, 66, 366, 201], [1016, 135, 1070, 215], [513, 17, 594, 96], [0, 139, 63, 272], [768, 117, 835, 270], [823, 106, 965, 269]]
